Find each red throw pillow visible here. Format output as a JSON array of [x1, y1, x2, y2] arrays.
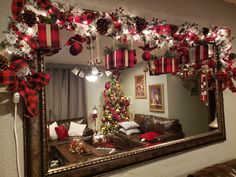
[[139, 131, 161, 142], [55, 125, 69, 140]]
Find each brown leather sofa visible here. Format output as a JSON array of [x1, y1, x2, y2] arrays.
[[187, 159, 236, 177], [115, 114, 185, 148]]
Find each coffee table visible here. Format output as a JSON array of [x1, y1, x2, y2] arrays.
[[54, 140, 108, 164]]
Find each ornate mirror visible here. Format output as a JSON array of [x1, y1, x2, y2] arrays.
[[1, 1, 235, 177]]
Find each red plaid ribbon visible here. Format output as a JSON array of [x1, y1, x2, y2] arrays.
[[36, 0, 51, 10], [0, 59, 50, 118], [65, 34, 86, 46], [38, 24, 60, 49], [11, 0, 25, 20], [200, 74, 208, 102], [218, 70, 236, 92]]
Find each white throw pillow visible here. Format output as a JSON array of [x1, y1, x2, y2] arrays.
[[119, 121, 140, 130], [49, 122, 58, 140], [119, 128, 141, 136], [68, 122, 87, 137]]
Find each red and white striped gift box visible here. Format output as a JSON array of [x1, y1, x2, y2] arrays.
[[38, 24, 60, 50]]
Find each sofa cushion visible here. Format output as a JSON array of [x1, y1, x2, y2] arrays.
[[119, 121, 140, 130]]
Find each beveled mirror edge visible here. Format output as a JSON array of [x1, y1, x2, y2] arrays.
[[24, 48, 226, 177]]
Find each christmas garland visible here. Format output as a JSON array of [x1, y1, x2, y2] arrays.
[[0, 0, 236, 118]]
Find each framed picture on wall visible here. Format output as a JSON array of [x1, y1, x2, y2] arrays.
[[148, 84, 164, 112], [135, 74, 147, 99]]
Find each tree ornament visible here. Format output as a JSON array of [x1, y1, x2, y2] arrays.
[[142, 50, 152, 61], [134, 16, 147, 33], [115, 109, 120, 113], [0, 55, 9, 70], [69, 42, 83, 56], [96, 18, 110, 35], [105, 82, 111, 89], [18, 10, 37, 27]]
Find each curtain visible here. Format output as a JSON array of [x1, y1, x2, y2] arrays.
[[46, 66, 87, 122]]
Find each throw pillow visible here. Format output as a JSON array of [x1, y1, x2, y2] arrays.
[[119, 121, 140, 130], [55, 125, 69, 140], [139, 131, 161, 142], [49, 122, 58, 140], [119, 128, 141, 136], [68, 122, 87, 137]]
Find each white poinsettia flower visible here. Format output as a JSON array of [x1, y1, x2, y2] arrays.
[[16, 22, 28, 33], [20, 40, 32, 54], [26, 25, 38, 36], [71, 6, 84, 16], [5, 31, 18, 45]]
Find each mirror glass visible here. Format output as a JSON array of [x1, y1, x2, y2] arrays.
[[44, 30, 216, 170]]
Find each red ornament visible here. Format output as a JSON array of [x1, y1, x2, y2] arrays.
[[69, 42, 83, 56], [114, 21, 122, 30], [142, 50, 152, 61], [105, 82, 110, 89]]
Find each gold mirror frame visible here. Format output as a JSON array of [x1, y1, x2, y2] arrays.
[[23, 48, 226, 177]]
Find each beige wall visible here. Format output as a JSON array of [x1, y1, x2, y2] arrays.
[[120, 62, 169, 118], [120, 63, 209, 137], [0, 0, 236, 177], [167, 75, 209, 136], [85, 76, 109, 129]]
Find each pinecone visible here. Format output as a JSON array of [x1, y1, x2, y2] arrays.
[[134, 16, 147, 33], [18, 10, 37, 27], [0, 55, 9, 70], [96, 18, 110, 35]]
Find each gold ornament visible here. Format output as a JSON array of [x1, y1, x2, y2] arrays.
[[115, 109, 120, 113], [143, 67, 148, 72], [95, 58, 102, 64]]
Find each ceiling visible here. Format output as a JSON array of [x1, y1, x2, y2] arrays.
[[45, 30, 146, 65]]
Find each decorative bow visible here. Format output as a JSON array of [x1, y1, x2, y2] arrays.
[[218, 69, 236, 92], [0, 59, 50, 118], [11, 0, 25, 20]]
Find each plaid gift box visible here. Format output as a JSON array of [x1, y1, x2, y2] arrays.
[[200, 74, 208, 102], [105, 53, 113, 70], [105, 49, 137, 70], [195, 44, 209, 68], [38, 24, 60, 50], [127, 49, 137, 68], [165, 57, 179, 73], [149, 57, 165, 75]]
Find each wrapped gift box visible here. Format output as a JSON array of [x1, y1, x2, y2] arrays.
[[165, 57, 179, 73], [149, 57, 179, 75], [105, 49, 137, 70], [195, 44, 209, 69], [105, 53, 113, 70], [38, 24, 60, 50]]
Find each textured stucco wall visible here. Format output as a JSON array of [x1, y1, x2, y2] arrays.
[[0, 0, 236, 177]]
